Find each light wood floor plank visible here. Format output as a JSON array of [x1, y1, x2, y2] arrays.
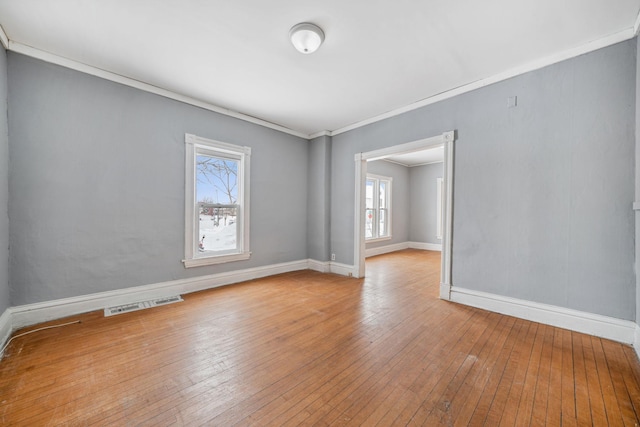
[[572, 331, 594, 426], [533, 325, 555, 426], [560, 328, 578, 426], [548, 329, 565, 425]]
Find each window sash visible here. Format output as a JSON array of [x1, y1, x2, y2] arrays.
[[365, 174, 391, 240], [184, 134, 251, 267], [379, 207, 388, 237], [196, 203, 241, 257]]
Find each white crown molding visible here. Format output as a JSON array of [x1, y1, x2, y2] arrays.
[[2, 26, 636, 140], [330, 28, 636, 137], [309, 130, 331, 139], [382, 158, 444, 168], [0, 24, 8, 50], [6, 41, 310, 140], [359, 134, 446, 161], [450, 286, 636, 345]]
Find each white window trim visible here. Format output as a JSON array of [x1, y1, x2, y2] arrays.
[[365, 173, 392, 241], [436, 177, 443, 240], [366, 236, 392, 244], [354, 131, 455, 300], [183, 133, 251, 268]]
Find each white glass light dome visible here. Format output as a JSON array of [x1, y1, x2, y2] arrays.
[[289, 23, 325, 54]]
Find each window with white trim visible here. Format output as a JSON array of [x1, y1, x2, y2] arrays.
[[365, 174, 392, 241], [184, 134, 251, 267]]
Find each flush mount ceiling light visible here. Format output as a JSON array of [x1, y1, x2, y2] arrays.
[[289, 23, 325, 54]]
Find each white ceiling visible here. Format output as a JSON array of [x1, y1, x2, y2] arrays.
[[0, 1, 638, 137]]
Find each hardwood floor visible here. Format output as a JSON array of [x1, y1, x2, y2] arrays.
[[1, 249, 639, 425]]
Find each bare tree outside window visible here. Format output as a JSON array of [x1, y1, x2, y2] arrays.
[[196, 154, 239, 253], [184, 133, 251, 267], [196, 156, 238, 204]]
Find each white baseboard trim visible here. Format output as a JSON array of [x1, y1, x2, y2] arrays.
[[409, 242, 442, 252], [634, 324, 640, 361], [450, 286, 636, 345], [365, 242, 409, 258], [10, 259, 312, 330], [365, 241, 442, 258], [439, 283, 451, 301], [308, 259, 331, 273], [0, 308, 12, 358], [328, 261, 357, 277]]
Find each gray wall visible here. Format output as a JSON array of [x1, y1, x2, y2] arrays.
[[8, 53, 309, 305], [0, 45, 9, 314], [409, 162, 443, 244], [366, 159, 410, 249], [307, 135, 331, 261], [331, 39, 635, 320], [636, 36, 640, 326]]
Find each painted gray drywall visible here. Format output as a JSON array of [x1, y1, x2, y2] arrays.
[[636, 35, 640, 326], [331, 40, 635, 320], [8, 53, 309, 305], [307, 135, 331, 261], [0, 45, 9, 314], [365, 159, 409, 249], [409, 163, 443, 244]]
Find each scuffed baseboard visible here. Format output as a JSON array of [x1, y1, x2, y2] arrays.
[[9, 259, 316, 331], [635, 324, 640, 361], [366, 242, 409, 258], [450, 286, 636, 345], [308, 259, 358, 277], [1, 257, 361, 355], [5, 262, 635, 362], [308, 259, 331, 273], [327, 261, 357, 277], [408, 242, 442, 252], [0, 308, 11, 358], [365, 241, 442, 258]]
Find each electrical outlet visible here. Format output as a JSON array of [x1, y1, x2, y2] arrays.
[[331, 253, 336, 261]]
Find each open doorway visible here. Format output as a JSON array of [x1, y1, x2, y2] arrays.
[[353, 131, 455, 300]]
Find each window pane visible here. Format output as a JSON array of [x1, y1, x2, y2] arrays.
[[379, 181, 387, 208], [196, 155, 238, 204], [365, 208, 375, 239], [198, 206, 237, 252], [196, 154, 239, 253], [379, 208, 388, 236], [365, 179, 374, 209]]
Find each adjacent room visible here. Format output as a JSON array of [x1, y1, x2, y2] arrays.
[[1, 1, 640, 424]]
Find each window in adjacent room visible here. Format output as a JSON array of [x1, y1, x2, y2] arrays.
[[436, 177, 444, 240], [184, 134, 251, 267], [365, 174, 392, 241]]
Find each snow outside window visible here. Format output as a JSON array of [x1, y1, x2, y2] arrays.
[[183, 134, 251, 267], [365, 174, 392, 241]]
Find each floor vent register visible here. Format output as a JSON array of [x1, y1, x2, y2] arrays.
[[104, 296, 183, 317]]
